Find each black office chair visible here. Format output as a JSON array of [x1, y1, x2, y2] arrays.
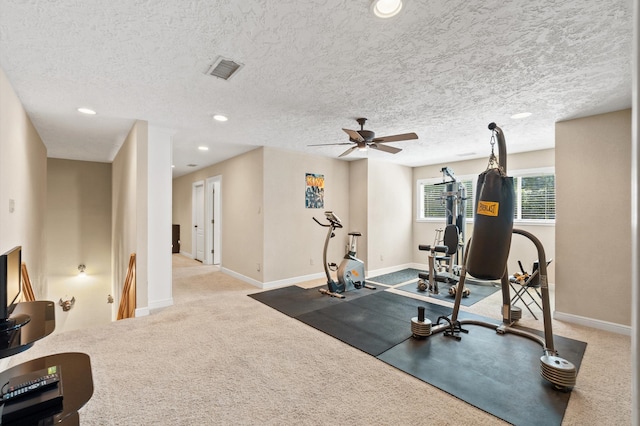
[[509, 259, 552, 320]]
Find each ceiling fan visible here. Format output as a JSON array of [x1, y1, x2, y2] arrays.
[[309, 118, 418, 158]]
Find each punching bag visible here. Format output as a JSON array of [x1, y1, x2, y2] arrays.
[[466, 168, 515, 280]]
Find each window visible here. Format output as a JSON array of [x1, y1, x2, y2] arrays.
[[514, 172, 555, 221], [417, 167, 555, 224], [417, 178, 474, 221]]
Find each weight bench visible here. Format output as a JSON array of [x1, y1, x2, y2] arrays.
[[417, 224, 460, 294]]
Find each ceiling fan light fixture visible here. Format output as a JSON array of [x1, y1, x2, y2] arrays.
[[371, 0, 403, 18]]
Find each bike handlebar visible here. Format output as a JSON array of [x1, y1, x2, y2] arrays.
[[313, 212, 343, 228]]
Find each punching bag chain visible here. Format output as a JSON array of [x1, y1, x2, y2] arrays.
[[486, 130, 505, 175]]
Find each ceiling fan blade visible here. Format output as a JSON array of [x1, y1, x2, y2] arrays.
[[307, 142, 354, 147], [339, 146, 358, 157], [342, 128, 364, 142], [370, 143, 402, 154], [373, 132, 418, 143]]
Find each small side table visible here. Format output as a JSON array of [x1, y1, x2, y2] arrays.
[[0, 352, 94, 425]]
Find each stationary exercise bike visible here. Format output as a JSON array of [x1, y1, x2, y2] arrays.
[[313, 211, 375, 296]]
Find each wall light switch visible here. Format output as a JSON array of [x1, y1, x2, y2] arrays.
[[8, 199, 15, 213]]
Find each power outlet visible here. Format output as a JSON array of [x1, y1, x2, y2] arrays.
[[380, 254, 384, 262], [256, 263, 261, 272], [309, 258, 314, 266]]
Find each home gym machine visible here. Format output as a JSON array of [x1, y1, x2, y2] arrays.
[[417, 167, 470, 297], [411, 123, 577, 391], [313, 211, 375, 298]]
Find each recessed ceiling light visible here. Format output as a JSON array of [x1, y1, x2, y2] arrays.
[[213, 114, 228, 122], [77, 107, 96, 115], [198, 146, 209, 151], [171, 165, 175, 168], [371, 0, 403, 18], [511, 112, 532, 119]]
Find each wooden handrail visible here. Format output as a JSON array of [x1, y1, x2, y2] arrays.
[[117, 253, 136, 320], [21, 263, 36, 302]]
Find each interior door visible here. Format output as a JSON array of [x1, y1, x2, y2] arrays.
[[206, 176, 221, 265], [211, 185, 217, 264], [195, 183, 205, 261]]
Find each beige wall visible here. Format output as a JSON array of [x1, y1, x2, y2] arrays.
[[412, 149, 556, 283], [174, 146, 556, 287], [173, 148, 265, 282], [0, 67, 48, 299], [173, 147, 352, 285], [556, 109, 631, 326], [349, 160, 369, 267], [169, 115, 633, 333], [367, 160, 414, 271], [112, 121, 147, 316], [263, 147, 350, 283], [46, 159, 112, 333]]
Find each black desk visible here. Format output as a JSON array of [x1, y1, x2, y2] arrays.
[[0, 301, 56, 359], [0, 352, 93, 425]]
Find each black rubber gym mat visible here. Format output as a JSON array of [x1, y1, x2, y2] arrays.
[[295, 291, 451, 356], [366, 268, 426, 285], [249, 287, 586, 426], [248, 284, 373, 317], [395, 281, 501, 306], [378, 325, 586, 426]]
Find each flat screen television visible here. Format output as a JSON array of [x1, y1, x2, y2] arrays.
[[0, 246, 30, 332]]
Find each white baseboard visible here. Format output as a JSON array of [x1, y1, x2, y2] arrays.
[[261, 272, 325, 290], [222, 264, 425, 290], [554, 310, 631, 336], [221, 267, 264, 288], [223, 269, 325, 290], [134, 307, 150, 317], [179, 251, 193, 259], [218, 265, 631, 337], [149, 298, 174, 310]]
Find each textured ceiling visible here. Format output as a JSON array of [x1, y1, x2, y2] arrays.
[[0, 1, 633, 177]]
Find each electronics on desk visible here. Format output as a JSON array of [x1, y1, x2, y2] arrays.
[[1, 365, 63, 424]]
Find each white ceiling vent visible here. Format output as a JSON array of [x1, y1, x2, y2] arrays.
[[206, 57, 244, 80]]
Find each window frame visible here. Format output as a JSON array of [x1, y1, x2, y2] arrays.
[[511, 167, 556, 225], [416, 174, 476, 223], [416, 167, 556, 225]]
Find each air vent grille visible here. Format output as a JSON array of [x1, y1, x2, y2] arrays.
[[206, 57, 244, 80], [187, 164, 198, 167]]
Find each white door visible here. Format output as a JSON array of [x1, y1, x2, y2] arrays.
[[206, 176, 221, 265], [194, 183, 205, 261], [211, 186, 217, 263]]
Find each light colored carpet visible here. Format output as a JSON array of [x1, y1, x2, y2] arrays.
[[5, 255, 631, 425]]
